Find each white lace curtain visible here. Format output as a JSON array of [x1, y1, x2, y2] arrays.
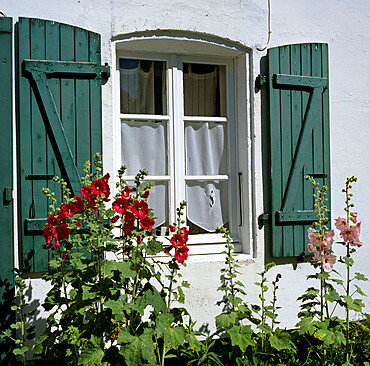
[[184, 64, 229, 232]]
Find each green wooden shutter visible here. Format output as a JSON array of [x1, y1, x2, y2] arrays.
[[268, 43, 330, 257], [0, 16, 15, 364], [17, 18, 109, 272]]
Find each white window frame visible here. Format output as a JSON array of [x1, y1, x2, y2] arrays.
[[111, 38, 252, 256]]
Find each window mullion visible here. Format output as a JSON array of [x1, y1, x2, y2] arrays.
[[172, 56, 186, 216]]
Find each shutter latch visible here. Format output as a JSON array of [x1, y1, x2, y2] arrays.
[[255, 74, 267, 90], [258, 213, 269, 229], [3, 187, 13, 206]]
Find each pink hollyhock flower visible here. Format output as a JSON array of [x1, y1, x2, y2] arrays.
[[322, 253, 336, 271], [353, 241, 363, 248], [140, 216, 155, 231], [351, 212, 358, 224], [175, 245, 189, 263], [340, 223, 361, 243], [307, 243, 314, 253], [61, 203, 78, 217], [132, 200, 149, 219], [308, 228, 321, 246], [335, 217, 348, 232]]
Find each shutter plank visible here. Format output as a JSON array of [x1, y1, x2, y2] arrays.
[[75, 28, 91, 169], [18, 18, 35, 272], [90, 32, 103, 159], [45, 20, 63, 213], [0, 17, 15, 363], [30, 19, 49, 271], [280, 45, 294, 256], [290, 44, 305, 255], [269, 47, 283, 257]]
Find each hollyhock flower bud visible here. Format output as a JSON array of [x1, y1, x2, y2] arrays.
[[351, 212, 358, 224], [111, 215, 119, 223], [63, 253, 70, 260], [142, 190, 149, 199]]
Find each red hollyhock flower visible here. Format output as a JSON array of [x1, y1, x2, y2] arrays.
[[74, 221, 82, 227], [91, 178, 111, 201], [140, 216, 155, 231], [111, 215, 119, 223], [57, 211, 67, 224], [175, 245, 189, 263], [123, 222, 134, 236], [72, 196, 84, 213], [61, 203, 78, 217], [122, 186, 131, 199], [102, 172, 110, 183], [179, 227, 189, 239], [142, 190, 149, 199], [170, 233, 186, 247], [47, 215, 59, 226], [132, 200, 149, 219], [112, 197, 131, 214], [55, 224, 70, 241], [164, 246, 171, 254], [63, 253, 70, 260], [43, 226, 54, 243], [80, 185, 92, 199], [169, 225, 176, 233]]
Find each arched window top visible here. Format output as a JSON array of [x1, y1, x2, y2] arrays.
[[113, 30, 250, 58]]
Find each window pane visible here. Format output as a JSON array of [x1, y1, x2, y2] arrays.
[[185, 122, 228, 175], [183, 63, 226, 117], [186, 181, 229, 233], [121, 121, 167, 175], [119, 59, 167, 115]]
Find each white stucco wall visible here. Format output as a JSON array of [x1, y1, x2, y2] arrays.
[[2, 0, 370, 331]]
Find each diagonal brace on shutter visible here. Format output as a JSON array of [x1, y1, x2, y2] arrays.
[[24, 60, 110, 196], [273, 74, 328, 219]]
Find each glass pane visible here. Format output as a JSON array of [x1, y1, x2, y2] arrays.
[[119, 59, 167, 115], [183, 63, 226, 117], [185, 122, 228, 175], [121, 121, 167, 175], [186, 181, 229, 233]]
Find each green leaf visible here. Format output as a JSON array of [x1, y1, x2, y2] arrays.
[[354, 284, 366, 297], [13, 346, 28, 355], [105, 298, 126, 322], [78, 348, 104, 365], [343, 296, 364, 311], [343, 257, 354, 266], [2, 329, 11, 338], [140, 328, 157, 365], [324, 289, 341, 302], [215, 312, 237, 329], [119, 337, 142, 366], [105, 260, 136, 279], [228, 324, 254, 351], [269, 328, 292, 351], [146, 239, 164, 255], [297, 317, 316, 335], [355, 272, 368, 281]]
